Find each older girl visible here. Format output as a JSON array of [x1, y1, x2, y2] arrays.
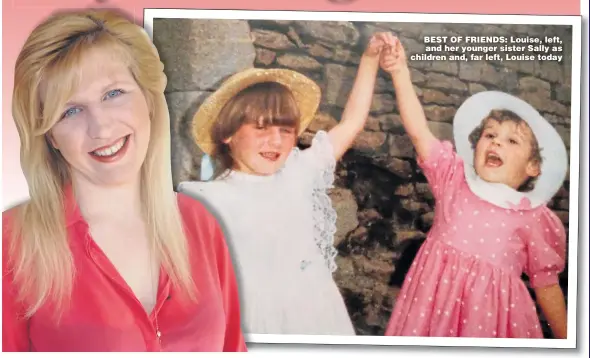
[[178, 33, 394, 335]]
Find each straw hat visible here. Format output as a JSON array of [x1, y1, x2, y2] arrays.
[[453, 91, 568, 209], [191, 68, 321, 155]]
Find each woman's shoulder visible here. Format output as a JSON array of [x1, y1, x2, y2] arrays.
[[175, 192, 227, 247], [2, 203, 26, 242], [3, 206, 17, 231], [175, 193, 236, 283], [176, 191, 217, 222], [2, 204, 27, 269], [2, 202, 24, 225], [176, 190, 233, 232]]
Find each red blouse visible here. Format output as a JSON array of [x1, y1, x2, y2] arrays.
[[2, 188, 247, 352]]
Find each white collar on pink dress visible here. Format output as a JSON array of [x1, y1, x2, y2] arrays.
[[463, 164, 533, 210]]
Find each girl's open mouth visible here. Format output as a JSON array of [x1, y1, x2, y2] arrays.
[[485, 151, 503, 167], [260, 152, 280, 162]]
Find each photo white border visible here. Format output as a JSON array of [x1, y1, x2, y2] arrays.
[[143, 9, 582, 350]]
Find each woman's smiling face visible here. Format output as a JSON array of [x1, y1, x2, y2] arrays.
[[48, 48, 151, 187]]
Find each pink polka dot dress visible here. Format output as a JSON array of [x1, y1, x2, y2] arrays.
[[385, 140, 567, 338]]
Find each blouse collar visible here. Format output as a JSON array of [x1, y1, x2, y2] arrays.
[[463, 164, 533, 210]]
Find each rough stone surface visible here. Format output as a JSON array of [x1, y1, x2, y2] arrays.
[[156, 18, 573, 338], [152, 19, 256, 92], [277, 54, 323, 71], [165, 91, 212, 184]]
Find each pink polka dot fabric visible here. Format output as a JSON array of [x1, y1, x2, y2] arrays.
[[385, 140, 567, 338]]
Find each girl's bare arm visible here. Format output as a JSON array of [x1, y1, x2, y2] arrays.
[[535, 284, 568, 339], [380, 35, 437, 161], [327, 33, 388, 160]]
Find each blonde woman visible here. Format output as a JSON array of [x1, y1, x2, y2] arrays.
[[2, 10, 246, 352]]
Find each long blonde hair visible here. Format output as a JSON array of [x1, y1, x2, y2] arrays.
[[9, 9, 196, 318]]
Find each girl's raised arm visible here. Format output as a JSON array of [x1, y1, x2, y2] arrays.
[[327, 33, 388, 160], [380, 35, 437, 161]]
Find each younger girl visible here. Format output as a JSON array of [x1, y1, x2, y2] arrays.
[[380, 35, 568, 339], [178, 33, 395, 335]]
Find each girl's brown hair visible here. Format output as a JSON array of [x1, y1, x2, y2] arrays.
[[468, 109, 543, 192], [208, 81, 301, 178]]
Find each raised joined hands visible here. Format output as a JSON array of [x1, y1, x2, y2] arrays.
[[378, 32, 408, 75]]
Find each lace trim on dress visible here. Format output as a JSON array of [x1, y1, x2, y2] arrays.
[[292, 130, 339, 272]]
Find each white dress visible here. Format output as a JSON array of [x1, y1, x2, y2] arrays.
[[177, 131, 356, 336]]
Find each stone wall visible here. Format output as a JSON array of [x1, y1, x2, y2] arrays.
[[152, 18, 573, 337]]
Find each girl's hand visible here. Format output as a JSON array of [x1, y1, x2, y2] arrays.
[[379, 34, 408, 75], [363, 32, 390, 58]]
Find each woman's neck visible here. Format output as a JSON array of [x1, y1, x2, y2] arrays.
[[72, 176, 144, 223]]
